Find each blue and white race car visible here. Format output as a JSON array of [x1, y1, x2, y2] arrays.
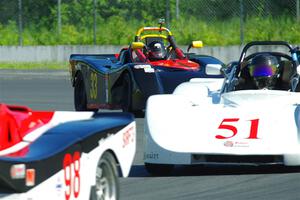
[[144, 41, 300, 175], [0, 103, 136, 199]]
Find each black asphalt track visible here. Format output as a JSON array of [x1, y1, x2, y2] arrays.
[[1, 70, 300, 200]]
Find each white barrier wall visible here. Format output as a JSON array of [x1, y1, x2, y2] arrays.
[[0, 45, 293, 64], [0, 45, 124, 62]]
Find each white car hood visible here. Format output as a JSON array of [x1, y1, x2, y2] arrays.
[[145, 90, 300, 155], [222, 90, 300, 107]]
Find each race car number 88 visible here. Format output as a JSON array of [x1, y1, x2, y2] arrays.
[[63, 152, 81, 200], [216, 118, 259, 139]]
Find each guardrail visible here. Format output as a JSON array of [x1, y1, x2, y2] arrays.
[[0, 45, 294, 64]]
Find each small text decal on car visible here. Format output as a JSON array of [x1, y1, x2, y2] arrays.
[[10, 164, 25, 179], [123, 126, 135, 148], [134, 64, 151, 69]]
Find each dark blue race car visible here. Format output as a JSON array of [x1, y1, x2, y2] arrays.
[[69, 23, 224, 117]]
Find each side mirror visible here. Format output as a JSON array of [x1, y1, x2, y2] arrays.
[[131, 42, 145, 50], [187, 41, 203, 52], [205, 64, 223, 76]]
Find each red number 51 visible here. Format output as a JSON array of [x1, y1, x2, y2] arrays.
[[215, 118, 259, 139]]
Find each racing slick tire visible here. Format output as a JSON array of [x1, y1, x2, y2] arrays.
[[90, 152, 119, 200], [74, 72, 97, 112], [144, 163, 174, 176], [121, 73, 144, 118]]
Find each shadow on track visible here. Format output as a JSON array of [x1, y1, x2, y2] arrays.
[[127, 164, 300, 178]]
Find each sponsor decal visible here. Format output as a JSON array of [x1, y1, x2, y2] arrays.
[[28, 121, 37, 129], [26, 169, 35, 186], [134, 64, 151, 69], [144, 68, 155, 73], [123, 126, 135, 148], [233, 141, 249, 147], [56, 177, 63, 197], [144, 152, 159, 160], [224, 141, 249, 148], [224, 141, 234, 147], [134, 64, 154, 73], [10, 164, 25, 179]]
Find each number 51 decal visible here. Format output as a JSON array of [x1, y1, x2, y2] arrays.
[[216, 118, 260, 139]]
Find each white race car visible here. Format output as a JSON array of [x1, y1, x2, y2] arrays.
[[0, 103, 136, 199], [144, 41, 300, 175]]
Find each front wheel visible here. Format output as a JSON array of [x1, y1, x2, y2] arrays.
[[90, 152, 119, 200], [121, 73, 144, 118], [74, 73, 98, 112], [144, 163, 174, 176], [74, 73, 88, 111]]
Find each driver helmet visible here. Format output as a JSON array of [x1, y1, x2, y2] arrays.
[[147, 41, 166, 61], [249, 54, 279, 89]]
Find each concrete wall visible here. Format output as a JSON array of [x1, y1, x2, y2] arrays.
[[0, 45, 293, 64], [0, 45, 124, 62]]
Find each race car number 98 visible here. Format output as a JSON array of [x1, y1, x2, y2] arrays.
[[216, 118, 259, 139], [63, 152, 81, 200]]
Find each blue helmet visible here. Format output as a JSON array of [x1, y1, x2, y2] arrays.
[[249, 54, 279, 89]]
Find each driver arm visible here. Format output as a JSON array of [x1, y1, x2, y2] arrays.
[[134, 49, 147, 62], [174, 48, 185, 59]]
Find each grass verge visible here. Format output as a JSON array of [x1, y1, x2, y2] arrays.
[[0, 61, 69, 70]]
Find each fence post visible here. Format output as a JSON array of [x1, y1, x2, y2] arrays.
[[58, 0, 61, 35], [176, 0, 180, 20], [239, 0, 244, 46], [93, 0, 97, 45], [18, 0, 23, 46], [297, 0, 300, 22], [166, 0, 170, 28]]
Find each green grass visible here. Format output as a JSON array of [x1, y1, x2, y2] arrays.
[[0, 61, 69, 70], [0, 15, 299, 70]]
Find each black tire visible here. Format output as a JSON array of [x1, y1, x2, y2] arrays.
[[121, 73, 144, 117], [90, 152, 119, 200], [74, 73, 88, 111], [144, 163, 174, 176], [74, 73, 97, 112], [121, 73, 132, 113]]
